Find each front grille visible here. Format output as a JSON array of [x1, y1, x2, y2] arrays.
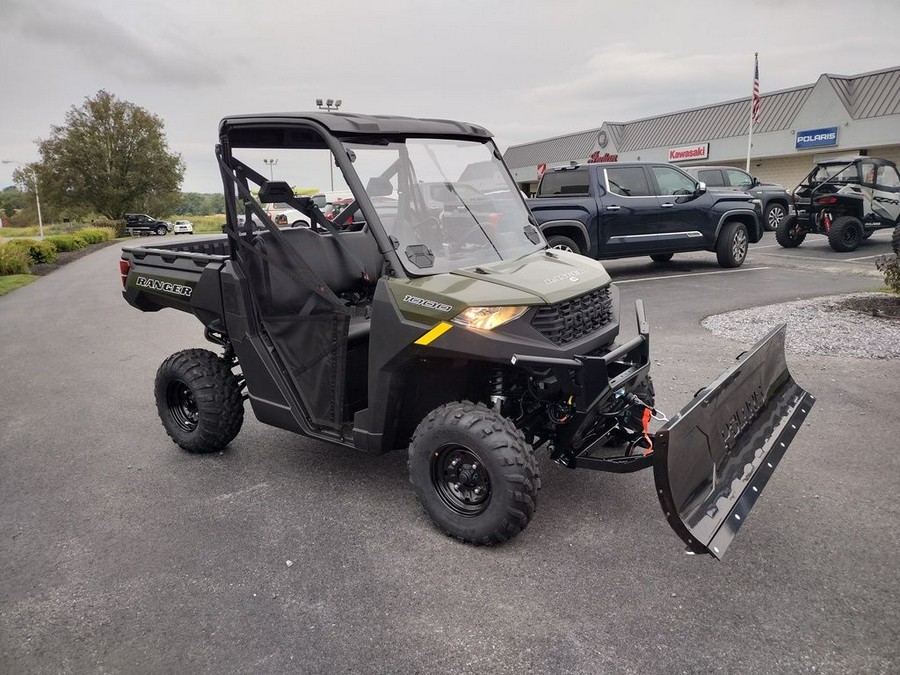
[[532, 287, 613, 345]]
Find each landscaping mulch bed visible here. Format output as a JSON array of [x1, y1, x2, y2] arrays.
[[29, 239, 122, 276], [833, 293, 900, 319]]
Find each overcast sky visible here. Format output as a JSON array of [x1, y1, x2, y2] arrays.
[[3, 0, 899, 194]]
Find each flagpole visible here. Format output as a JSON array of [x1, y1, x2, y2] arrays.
[[746, 52, 757, 172]]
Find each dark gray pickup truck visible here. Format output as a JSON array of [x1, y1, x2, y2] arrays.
[[682, 165, 791, 232], [528, 162, 763, 268]]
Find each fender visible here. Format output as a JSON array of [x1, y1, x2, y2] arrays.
[[715, 208, 761, 242], [539, 219, 591, 250]]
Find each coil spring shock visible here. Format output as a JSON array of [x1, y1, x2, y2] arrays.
[[489, 367, 506, 412]]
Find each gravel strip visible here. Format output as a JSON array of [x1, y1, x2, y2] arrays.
[[702, 292, 900, 360]]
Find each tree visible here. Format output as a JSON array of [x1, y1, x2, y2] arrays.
[[0, 186, 28, 219], [33, 90, 184, 220]]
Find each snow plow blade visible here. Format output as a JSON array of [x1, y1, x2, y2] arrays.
[[653, 325, 814, 559]]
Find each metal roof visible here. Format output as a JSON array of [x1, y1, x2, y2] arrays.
[[828, 67, 900, 119], [503, 66, 900, 168], [617, 86, 811, 151], [503, 127, 602, 169]]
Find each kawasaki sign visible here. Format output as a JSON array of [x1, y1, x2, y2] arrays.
[[668, 143, 709, 162], [796, 127, 838, 150]]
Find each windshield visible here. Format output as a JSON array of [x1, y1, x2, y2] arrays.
[[813, 162, 859, 183], [347, 138, 542, 274]]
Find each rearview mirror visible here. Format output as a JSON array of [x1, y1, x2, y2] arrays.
[[367, 176, 394, 197]]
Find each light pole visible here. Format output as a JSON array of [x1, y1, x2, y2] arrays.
[[316, 98, 343, 191], [1, 160, 43, 239], [262, 158, 278, 181]]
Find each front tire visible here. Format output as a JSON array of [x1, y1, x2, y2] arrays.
[[156, 225, 167, 236], [828, 216, 863, 252], [155, 349, 244, 453], [764, 202, 787, 232], [649, 253, 674, 263], [546, 234, 581, 254], [775, 214, 806, 248], [408, 401, 539, 545], [716, 221, 748, 268], [892, 223, 900, 255]]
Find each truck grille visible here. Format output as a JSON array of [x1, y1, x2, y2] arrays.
[[532, 287, 613, 345]]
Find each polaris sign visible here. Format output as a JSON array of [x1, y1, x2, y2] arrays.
[[795, 127, 838, 150]]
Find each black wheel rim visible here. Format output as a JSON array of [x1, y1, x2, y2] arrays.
[[842, 226, 859, 246], [166, 380, 199, 432], [431, 445, 491, 516]]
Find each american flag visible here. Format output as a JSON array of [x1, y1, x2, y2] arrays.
[[751, 53, 761, 124]]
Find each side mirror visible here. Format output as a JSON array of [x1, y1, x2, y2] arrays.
[[751, 176, 760, 187], [696, 181, 707, 195]]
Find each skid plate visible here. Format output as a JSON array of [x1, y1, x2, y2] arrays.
[[653, 324, 814, 559]]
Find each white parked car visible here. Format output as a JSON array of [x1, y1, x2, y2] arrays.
[[173, 220, 194, 234]]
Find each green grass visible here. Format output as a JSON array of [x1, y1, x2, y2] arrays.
[[0, 274, 38, 296], [0, 225, 42, 238]]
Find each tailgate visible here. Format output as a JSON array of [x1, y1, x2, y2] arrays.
[[653, 325, 814, 559]]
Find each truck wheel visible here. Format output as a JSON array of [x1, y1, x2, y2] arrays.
[[408, 401, 539, 545], [715, 221, 748, 268], [893, 224, 900, 255], [546, 235, 581, 255], [650, 253, 674, 263], [828, 216, 863, 252], [156, 225, 167, 236], [154, 349, 244, 453], [764, 203, 787, 232], [775, 215, 805, 248]]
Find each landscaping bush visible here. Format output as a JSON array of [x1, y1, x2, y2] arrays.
[[876, 255, 900, 294], [4, 238, 58, 264], [46, 234, 88, 252], [76, 227, 114, 244], [0, 244, 31, 275], [92, 219, 126, 237]]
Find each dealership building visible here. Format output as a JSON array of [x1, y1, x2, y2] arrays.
[[504, 65, 900, 194]]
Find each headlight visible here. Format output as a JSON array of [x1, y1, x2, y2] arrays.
[[452, 306, 528, 331]]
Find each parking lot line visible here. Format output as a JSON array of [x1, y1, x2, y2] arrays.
[[845, 253, 888, 261], [616, 266, 771, 284], [755, 251, 879, 264]]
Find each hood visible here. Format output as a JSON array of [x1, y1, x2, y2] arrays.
[[387, 250, 612, 324], [452, 249, 611, 304]]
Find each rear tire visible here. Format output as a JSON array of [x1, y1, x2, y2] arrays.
[[408, 401, 539, 545], [828, 216, 863, 252], [546, 234, 581, 254], [715, 221, 748, 268], [775, 214, 805, 248], [155, 349, 244, 453], [649, 253, 674, 263], [893, 224, 900, 255], [764, 202, 787, 232]]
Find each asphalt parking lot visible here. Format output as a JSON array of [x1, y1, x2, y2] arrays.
[[1, 230, 897, 674]]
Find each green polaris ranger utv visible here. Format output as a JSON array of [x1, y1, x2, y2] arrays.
[[120, 112, 814, 557]]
